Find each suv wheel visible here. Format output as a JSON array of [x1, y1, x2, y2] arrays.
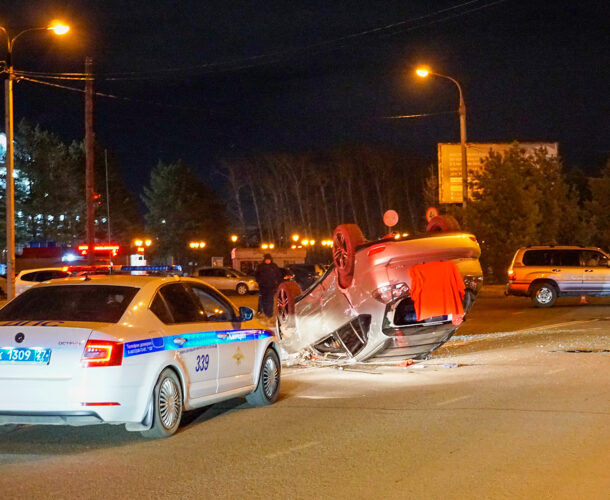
[[531, 282, 557, 308]]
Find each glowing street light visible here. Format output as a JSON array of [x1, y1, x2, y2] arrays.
[[1, 20, 69, 299], [416, 65, 468, 209], [230, 234, 238, 243], [189, 241, 206, 249], [291, 234, 300, 242]]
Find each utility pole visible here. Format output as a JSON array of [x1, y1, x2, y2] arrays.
[[85, 56, 95, 265], [4, 54, 15, 298]]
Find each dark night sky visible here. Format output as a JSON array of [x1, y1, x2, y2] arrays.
[[1, 0, 608, 193]]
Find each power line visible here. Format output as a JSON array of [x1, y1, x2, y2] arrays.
[[12, 0, 509, 82]]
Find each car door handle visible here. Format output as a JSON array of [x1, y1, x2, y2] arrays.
[[217, 333, 229, 339], [552, 269, 561, 272], [584, 269, 594, 272], [173, 337, 188, 346]]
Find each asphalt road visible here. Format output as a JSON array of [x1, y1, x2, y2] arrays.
[[1, 288, 609, 499]]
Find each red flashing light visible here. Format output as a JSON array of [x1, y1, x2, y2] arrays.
[[76, 244, 120, 256], [81, 340, 123, 367]]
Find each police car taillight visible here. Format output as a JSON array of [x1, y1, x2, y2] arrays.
[[82, 340, 123, 367]]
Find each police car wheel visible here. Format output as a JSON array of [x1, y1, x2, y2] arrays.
[[141, 368, 183, 439], [246, 349, 280, 406], [236, 283, 249, 295]]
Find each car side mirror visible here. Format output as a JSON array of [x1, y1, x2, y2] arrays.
[[238, 306, 254, 321]]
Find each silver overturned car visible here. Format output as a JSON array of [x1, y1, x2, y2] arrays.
[[275, 219, 482, 362]]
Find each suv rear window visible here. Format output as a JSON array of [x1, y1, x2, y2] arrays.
[[0, 285, 139, 323], [522, 249, 581, 266]]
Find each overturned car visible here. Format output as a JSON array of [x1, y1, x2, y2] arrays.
[[275, 218, 482, 362]]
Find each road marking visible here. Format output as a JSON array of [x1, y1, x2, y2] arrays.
[[437, 395, 471, 406], [265, 441, 319, 458], [450, 319, 599, 346]]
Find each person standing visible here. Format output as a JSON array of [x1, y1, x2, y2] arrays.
[[254, 253, 283, 318]]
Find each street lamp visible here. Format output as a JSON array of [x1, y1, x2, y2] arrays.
[[1, 21, 69, 299], [416, 66, 468, 210]]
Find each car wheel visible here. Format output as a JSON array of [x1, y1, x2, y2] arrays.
[[332, 224, 365, 288], [426, 215, 461, 232], [246, 348, 281, 406], [276, 281, 302, 330], [236, 283, 249, 295], [141, 368, 183, 439], [531, 282, 557, 308]]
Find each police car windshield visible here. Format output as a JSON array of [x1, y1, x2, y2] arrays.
[[0, 285, 139, 323]]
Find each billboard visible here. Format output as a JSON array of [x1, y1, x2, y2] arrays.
[[437, 142, 559, 204]]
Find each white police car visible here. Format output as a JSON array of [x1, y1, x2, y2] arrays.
[[0, 273, 281, 438]]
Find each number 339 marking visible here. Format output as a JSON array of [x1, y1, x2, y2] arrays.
[[195, 353, 210, 372]]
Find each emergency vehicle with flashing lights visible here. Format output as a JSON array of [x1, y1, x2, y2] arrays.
[[0, 272, 280, 438]]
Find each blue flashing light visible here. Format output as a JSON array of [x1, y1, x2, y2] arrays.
[[120, 265, 182, 272]]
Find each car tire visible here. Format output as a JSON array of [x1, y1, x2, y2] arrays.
[[426, 215, 461, 232], [332, 224, 365, 288], [276, 281, 302, 330], [246, 348, 281, 406], [236, 283, 249, 295], [530, 282, 558, 308], [141, 368, 183, 439]]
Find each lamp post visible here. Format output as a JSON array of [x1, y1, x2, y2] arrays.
[[416, 67, 468, 210], [1, 21, 69, 299]]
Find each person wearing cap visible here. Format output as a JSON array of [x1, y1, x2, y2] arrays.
[[254, 253, 284, 318]]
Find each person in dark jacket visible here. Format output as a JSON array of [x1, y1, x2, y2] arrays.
[[254, 253, 284, 318]]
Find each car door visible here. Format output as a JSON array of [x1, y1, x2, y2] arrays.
[[552, 250, 583, 292], [581, 250, 610, 293], [187, 283, 257, 394], [152, 283, 219, 400]]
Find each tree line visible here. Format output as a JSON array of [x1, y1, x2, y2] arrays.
[[2, 122, 609, 281]]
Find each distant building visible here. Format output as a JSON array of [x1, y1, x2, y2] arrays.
[[437, 142, 559, 204]]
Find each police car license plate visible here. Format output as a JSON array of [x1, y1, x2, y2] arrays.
[[0, 347, 52, 364]]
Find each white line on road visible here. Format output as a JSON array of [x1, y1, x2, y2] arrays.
[[265, 441, 319, 458], [436, 395, 472, 406]]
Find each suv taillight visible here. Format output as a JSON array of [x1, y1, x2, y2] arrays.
[[372, 282, 410, 303], [81, 340, 123, 367]]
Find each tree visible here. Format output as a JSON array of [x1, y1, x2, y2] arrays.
[[465, 144, 587, 282], [587, 160, 610, 250], [142, 161, 228, 266], [93, 146, 143, 245]]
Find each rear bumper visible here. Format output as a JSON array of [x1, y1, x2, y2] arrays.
[[375, 322, 456, 360], [0, 411, 103, 426], [505, 282, 529, 296], [0, 364, 150, 425]]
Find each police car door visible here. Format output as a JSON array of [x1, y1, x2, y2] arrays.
[[151, 283, 219, 400], [187, 283, 257, 394]]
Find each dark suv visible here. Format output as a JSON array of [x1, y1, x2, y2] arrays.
[[506, 246, 610, 307]]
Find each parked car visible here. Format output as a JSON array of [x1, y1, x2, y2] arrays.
[[284, 264, 323, 291], [275, 220, 483, 362], [0, 275, 280, 438], [194, 267, 258, 295], [14, 267, 73, 295], [505, 245, 610, 307]]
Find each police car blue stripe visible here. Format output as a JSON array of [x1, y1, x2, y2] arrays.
[[123, 328, 273, 358]]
